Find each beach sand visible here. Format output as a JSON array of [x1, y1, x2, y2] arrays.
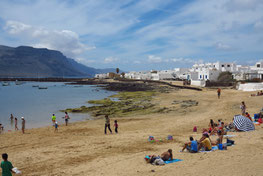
[[1, 88, 263, 176]]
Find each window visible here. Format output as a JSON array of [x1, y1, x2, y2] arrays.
[[257, 64, 260, 68], [221, 65, 224, 67], [227, 65, 230, 67], [200, 75, 202, 79], [205, 75, 208, 79]]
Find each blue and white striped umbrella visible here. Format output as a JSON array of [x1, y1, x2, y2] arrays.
[[233, 115, 255, 132]]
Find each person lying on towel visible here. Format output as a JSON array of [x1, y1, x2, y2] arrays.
[[161, 149, 173, 161]]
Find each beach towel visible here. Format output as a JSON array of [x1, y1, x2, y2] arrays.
[[164, 159, 183, 164], [233, 115, 255, 132], [199, 146, 218, 152]]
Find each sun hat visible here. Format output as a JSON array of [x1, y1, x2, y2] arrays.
[[21, 117, 24, 119]]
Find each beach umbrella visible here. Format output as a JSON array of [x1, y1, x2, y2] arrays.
[[233, 115, 255, 132]]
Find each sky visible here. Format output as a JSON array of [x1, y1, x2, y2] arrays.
[[0, 0, 263, 71]]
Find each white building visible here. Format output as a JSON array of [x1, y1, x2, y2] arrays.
[[95, 73, 108, 79]]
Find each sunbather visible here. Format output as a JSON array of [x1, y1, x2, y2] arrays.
[[211, 130, 223, 145], [161, 149, 173, 161], [198, 133, 212, 151], [181, 137, 198, 153]]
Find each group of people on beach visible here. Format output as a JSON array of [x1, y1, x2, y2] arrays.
[[147, 100, 256, 165], [51, 112, 70, 132], [181, 118, 228, 154], [104, 115, 118, 134], [251, 90, 263, 97], [0, 114, 26, 134]]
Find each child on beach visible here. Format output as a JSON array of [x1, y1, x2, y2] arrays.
[[52, 114, 56, 125], [14, 118, 19, 130], [114, 120, 118, 133], [54, 122, 59, 132], [1, 153, 14, 175], [21, 117, 25, 134]]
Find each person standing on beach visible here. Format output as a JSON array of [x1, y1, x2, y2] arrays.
[[21, 117, 25, 134], [217, 88, 221, 99], [0, 124, 3, 133], [10, 114, 14, 121], [1, 153, 14, 176], [51, 114, 56, 125], [104, 115, 112, 134], [114, 120, 118, 133], [64, 112, 70, 126], [14, 118, 19, 130], [240, 101, 246, 116]]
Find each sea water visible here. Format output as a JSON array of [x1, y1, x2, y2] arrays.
[[0, 82, 116, 131]]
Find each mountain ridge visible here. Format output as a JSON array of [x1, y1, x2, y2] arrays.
[[0, 45, 119, 78]]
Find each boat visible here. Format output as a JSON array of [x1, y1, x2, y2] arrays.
[[32, 85, 39, 87], [2, 82, 10, 86], [15, 80, 24, 85], [38, 87, 48, 89]]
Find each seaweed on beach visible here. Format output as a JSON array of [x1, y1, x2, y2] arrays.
[[62, 91, 158, 117]]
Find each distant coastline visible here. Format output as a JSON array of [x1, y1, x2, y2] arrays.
[[0, 77, 203, 91]]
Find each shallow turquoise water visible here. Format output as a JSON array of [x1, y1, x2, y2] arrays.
[[0, 82, 116, 131]]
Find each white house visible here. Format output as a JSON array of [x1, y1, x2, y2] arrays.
[[95, 73, 108, 79]]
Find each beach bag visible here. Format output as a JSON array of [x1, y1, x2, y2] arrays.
[[148, 136, 155, 142], [227, 139, 235, 146], [167, 135, 173, 140]]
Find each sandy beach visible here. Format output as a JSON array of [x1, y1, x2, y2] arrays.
[[1, 87, 263, 176]]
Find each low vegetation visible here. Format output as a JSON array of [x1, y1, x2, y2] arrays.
[[62, 91, 158, 117]]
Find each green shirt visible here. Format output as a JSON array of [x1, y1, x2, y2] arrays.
[[52, 115, 56, 121], [1, 161, 13, 176]]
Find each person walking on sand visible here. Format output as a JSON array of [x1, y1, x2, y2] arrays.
[[217, 88, 221, 99], [14, 118, 19, 130], [104, 115, 112, 134], [114, 120, 118, 133], [21, 117, 25, 134], [240, 101, 246, 116], [64, 112, 70, 126], [51, 114, 56, 125], [1, 153, 14, 176]]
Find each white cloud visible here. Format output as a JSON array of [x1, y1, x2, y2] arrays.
[[75, 58, 96, 64], [4, 21, 31, 34], [214, 42, 231, 50], [148, 55, 162, 63], [133, 60, 141, 64], [171, 58, 203, 64], [4, 21, 94, 58], [104, 57, 118, 63]]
